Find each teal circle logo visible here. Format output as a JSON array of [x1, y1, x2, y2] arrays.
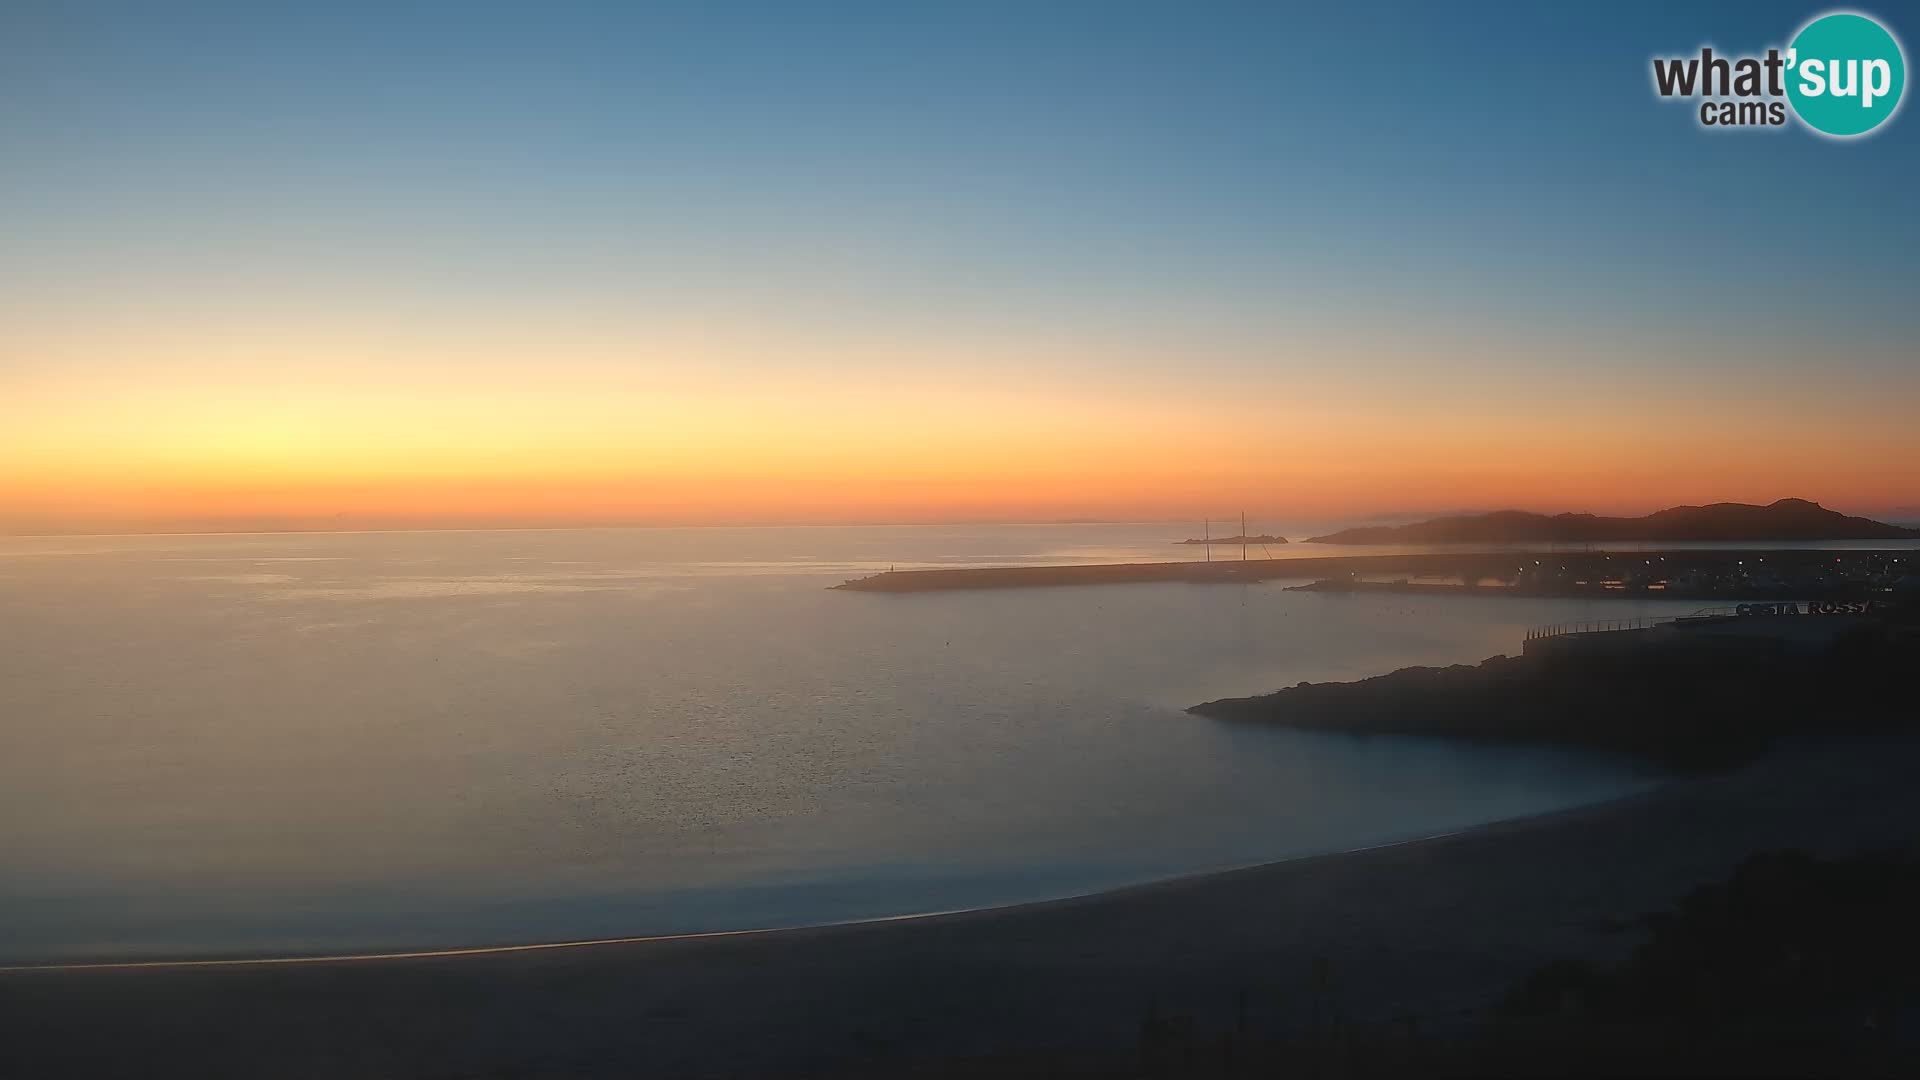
[[1786, 12, 1906, 137]]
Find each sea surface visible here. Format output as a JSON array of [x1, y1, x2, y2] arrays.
[[0, 523, 1804, 963]]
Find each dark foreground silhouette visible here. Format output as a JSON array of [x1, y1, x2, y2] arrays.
[[933, 850, 1920, 1078], [1504, 848, 1920, 1030]]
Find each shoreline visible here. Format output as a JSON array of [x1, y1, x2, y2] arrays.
[[11, 733, 1916, 1077], [0, 785, 1654, 973], [0, 825, 1564, 975]]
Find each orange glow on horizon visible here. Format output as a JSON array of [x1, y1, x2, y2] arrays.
[[7, 372, 1917, 534], [5, 318, 1916, 534]]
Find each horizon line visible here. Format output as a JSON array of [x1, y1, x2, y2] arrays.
[[5, 497, 1919, 541]]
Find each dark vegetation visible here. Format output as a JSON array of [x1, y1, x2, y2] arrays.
[[1504, 849, 1920, 1025], [844, 852, 1920, 1078], [1487, 848, 1920, 1077], [1308, 498, 1920, 545]]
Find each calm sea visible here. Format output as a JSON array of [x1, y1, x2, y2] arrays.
[[0, 524, 1753, 962]]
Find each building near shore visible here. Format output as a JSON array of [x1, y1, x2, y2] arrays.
[[1523, 602, 1895, 661]]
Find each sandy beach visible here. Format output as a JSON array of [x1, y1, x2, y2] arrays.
[[4, 730, 1918, 1078]]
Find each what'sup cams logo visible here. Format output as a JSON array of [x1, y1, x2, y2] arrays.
[[1652, 10, 1906, 137]]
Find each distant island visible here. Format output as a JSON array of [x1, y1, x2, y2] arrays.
[[1307, 498, 1920, 545], [1178, 533, 1287, 546]]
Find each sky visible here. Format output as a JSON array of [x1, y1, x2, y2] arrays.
[[2, 1, 1916, 533]]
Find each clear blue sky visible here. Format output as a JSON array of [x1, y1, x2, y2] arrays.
[[6, 2, 1914, 344]]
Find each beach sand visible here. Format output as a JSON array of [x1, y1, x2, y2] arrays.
[[5, 731, 1919, 1079]]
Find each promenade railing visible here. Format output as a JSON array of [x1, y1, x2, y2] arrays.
[[1524, 616, 1671, 642]]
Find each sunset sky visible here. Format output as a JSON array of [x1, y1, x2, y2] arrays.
[[3, 1, 1916, 534]]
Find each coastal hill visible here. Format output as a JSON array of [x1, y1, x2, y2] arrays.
[[1307, 498, 1920, 545], [1190, 615, 1916, 770]]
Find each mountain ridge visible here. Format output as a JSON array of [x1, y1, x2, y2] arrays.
[[1306, 498, 1920, 545]]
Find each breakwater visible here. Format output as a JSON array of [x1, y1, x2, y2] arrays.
[[833, 548, 1915, 595]]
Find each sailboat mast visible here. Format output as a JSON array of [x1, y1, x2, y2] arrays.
[[1242, 511, 1247, 562], [1204, 518, 1210, 562]]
